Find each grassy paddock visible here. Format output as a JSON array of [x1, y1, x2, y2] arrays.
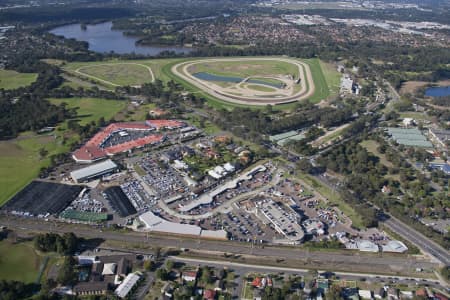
[[0, 241, 43, 283], [49, 97, 126, 125], [0, 70, 38, 90]]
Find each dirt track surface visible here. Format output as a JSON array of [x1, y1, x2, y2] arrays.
[[172, 57, 315, 106]]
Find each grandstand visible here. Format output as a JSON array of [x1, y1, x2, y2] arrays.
[[386, 128, 433, 148], [72, 121, 184, 163]]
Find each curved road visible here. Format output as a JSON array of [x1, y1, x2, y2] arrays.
[[171, 57, 315, 106]]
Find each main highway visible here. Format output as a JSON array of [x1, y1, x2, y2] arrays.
[[0, 215, 439, 276]]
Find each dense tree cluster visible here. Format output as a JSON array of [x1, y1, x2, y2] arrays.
[[34, 232, 79, 255], [0, 280, 38, 300]]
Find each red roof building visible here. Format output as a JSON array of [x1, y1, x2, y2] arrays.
[[72, 122, 169, 163], [145, 120, 185, 130]]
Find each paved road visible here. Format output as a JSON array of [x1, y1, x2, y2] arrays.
[[383, 216, 450, 265], [0, 216, 438, 274]]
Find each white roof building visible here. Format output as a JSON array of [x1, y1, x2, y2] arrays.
[[357, 240, 379, 252], [139, 211, 202, 236], [102, 263, 117, 275], [70, 159, 118, 183], [382, 240, 408, 253], [223, 162, 235, 172], [359, 290, 373, 299], [115, 272, 141, 298]]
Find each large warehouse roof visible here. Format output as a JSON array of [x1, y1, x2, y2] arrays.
[[139, 211, 202, 236], [386, 128, 433, 148], [70, 159, 118, 182]]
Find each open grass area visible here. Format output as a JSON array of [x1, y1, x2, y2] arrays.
[[0, 241, 43, 283], [319, 60, 341, 96], [76, 63, 153, 86], [0, 69, 38, 90], [64, 58, 183, 84], [304, 58, 335, 104], [187, 59, 300, 78], [49, 97, 126, 125], [360, 140, 394, 168], [0, 133, 69, 206]]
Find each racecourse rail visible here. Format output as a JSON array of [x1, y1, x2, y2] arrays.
[[171, 57, 316, 106]]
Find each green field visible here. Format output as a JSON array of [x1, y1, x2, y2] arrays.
[[0, 241, 43, 283], [76, 63, 153, 86], [0, 97, 126, 206], [49, 97, 126, 126], [0, 70, 38, 90], [64, 58, 182, 85], [0, 134, 69, 206], [187, 59, 300, 78]]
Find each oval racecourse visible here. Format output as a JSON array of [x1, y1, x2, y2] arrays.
[[171, 57, 315, 106], [75, 62, 155, 87]]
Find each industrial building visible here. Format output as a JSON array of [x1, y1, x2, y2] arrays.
[[70, 159, 118, 183], [386, 128, 433, 148]]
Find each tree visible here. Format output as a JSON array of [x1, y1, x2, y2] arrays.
[[144, 260, 155, 271], [57, 256, 77, 286], [166, 259, 174, 271], [156, 268, 168, 281]]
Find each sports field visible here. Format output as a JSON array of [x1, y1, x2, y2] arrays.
[[0, 241, 43, 283], [0, 69, 38, 90]]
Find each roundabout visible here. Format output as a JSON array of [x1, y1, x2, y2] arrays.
[[171, 57, 315, 105]]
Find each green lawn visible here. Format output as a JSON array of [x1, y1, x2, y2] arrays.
[[360, 140, 394, 168], [49, 97, 126, 125], [0, 134, 69, 206], [304, 58, 336, 103], [0, 241, 43, 283], [0, 70, 38, 90]]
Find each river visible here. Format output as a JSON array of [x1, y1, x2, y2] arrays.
[[49, 22, 192, 55]]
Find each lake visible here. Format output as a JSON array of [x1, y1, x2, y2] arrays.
[[425, 86, 450, 97], [49, 22, 192, 55]]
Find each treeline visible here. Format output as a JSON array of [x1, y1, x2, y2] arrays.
[[317, 141, 387, 227], [212, 104, 354, 143], [0, 280, 39, 300], [0, 63, 75, 139], [34, 232, 79, 255]]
